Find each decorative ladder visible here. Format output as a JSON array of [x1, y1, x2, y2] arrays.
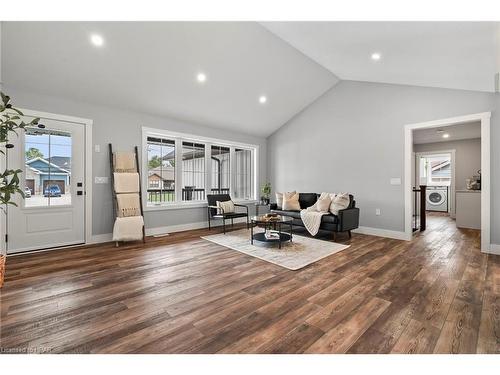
[[109, 144, 146, 246]]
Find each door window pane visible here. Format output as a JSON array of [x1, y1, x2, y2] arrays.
[[24, 127, 72, 207], [147, 137, 175, 204], [182, 142, 205, 201], [211, 145, 230, 195]]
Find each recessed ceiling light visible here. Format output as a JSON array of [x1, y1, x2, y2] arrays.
[[442, 133, 450, 139], [196, 73, 207, 83], [259, 95, 267, 104], [371, 52, 381, 61], [90, 34, 104, 47]]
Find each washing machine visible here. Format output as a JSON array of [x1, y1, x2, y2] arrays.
[[426, 186, 449, 212]]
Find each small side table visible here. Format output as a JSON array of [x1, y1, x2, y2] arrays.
[[254, 202, 270, 216]]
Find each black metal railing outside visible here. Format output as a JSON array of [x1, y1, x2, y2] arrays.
[[147, 188, 230, 203]]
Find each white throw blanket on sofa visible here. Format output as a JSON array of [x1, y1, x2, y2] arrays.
[[300, 206, 328, 236]]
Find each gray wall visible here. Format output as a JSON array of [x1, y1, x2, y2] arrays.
[[267, 81, 500, 243], [414, 138, 481, 191], [5, 87, 267, 236]]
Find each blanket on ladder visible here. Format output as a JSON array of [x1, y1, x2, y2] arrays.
[[300, 207, 328, 236]]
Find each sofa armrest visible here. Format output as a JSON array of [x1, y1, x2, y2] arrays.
[[270, 203, 278, 210], [338, 207, 360, 231]]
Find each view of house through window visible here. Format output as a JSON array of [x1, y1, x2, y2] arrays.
[[147, 137, 175, 203], [24, 127, 72, 207], [419, 154, 452, 186], [145, 131, 256, 206]]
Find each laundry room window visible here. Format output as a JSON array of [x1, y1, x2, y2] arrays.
[[420, 154, 451, 185]]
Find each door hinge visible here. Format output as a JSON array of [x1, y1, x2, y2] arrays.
[[5, 234, 7, 243]]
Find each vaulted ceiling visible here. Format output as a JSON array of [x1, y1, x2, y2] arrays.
[[1, 22, 338, 137], [2, 22, 499, 138], [262, 22, 500, 93]]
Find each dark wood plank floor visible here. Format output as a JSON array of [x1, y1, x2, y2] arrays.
[[1, 214, 499, 353]]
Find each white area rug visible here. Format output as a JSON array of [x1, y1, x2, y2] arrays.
[[201, 228, 350, 270]]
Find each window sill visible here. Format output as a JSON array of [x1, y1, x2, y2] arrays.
[[144, 199, 259, 212]]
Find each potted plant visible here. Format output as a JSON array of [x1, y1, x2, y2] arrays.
[[260, 182, 271, 205], [0, 92, 41, 287]]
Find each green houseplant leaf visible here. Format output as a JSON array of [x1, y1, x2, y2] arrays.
[[1, 92, 39, 213]]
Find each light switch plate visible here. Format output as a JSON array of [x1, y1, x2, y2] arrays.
[[390, 177, 401, 185], [95, 176, 109, 184], [94, 144, 101, 153]]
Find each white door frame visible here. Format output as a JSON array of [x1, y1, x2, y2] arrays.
[[415, 150, 456, 218], [6, 108, 93, 250], [404, 112, 491, 252]]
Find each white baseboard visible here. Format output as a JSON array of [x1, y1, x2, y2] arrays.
[[90, 217, 248, 245], [353, 226, 409, 241], [89, 233, 113, 244], [486, 244, 500, 255]]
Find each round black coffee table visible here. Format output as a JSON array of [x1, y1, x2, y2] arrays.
[[250, 215, 294, 249]]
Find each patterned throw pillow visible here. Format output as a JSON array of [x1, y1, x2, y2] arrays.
[[216, 200, 235, 214], [282, 191, 300, 211], [330, 193, 350, 215]]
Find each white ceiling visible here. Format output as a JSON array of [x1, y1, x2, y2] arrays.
[[1, 22, 338, 137], [262, 22, 500, 93], [413, 121, 481, 144], [2, 22, 499, 139]]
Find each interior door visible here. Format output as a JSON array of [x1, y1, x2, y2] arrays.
[[7, 116, 86, 253]]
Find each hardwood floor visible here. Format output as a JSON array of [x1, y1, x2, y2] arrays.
[[1, 214, 499, 354]]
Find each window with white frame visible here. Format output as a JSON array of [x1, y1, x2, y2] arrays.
[[234, 148, 254, 200], [181, 141, 206, 201], [211, 145, 230, 195], [419, 154, 452, 186], [146, 137, 175, 204], [144, 129, 257, 207]]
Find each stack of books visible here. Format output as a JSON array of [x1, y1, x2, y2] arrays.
[[264, 230, 280, 240]]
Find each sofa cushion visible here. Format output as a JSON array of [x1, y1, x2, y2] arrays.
[[299, 193, 318, 209], [283, 192, 300, 210], [275, 191, 296, 209]]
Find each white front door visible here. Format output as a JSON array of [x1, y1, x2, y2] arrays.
[[7, 115, 86, 253]]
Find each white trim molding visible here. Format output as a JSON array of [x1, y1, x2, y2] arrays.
[[488, 244, 500, 255], [141, 126, 259, 211], [353, 226, 408, 241], [91, 217, 249, 245], [15, 108, 93, 247], [404, 112, 491, 252]]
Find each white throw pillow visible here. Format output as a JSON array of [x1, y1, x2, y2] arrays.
[[330, 193, 350, 215], [216, 200, 235, 214], [283, 192, 300, 211], [316, 195, 332, 212], [276, 191, 296, 209]]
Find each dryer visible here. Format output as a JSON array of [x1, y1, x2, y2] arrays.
[[426, 186, 448, 212]]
